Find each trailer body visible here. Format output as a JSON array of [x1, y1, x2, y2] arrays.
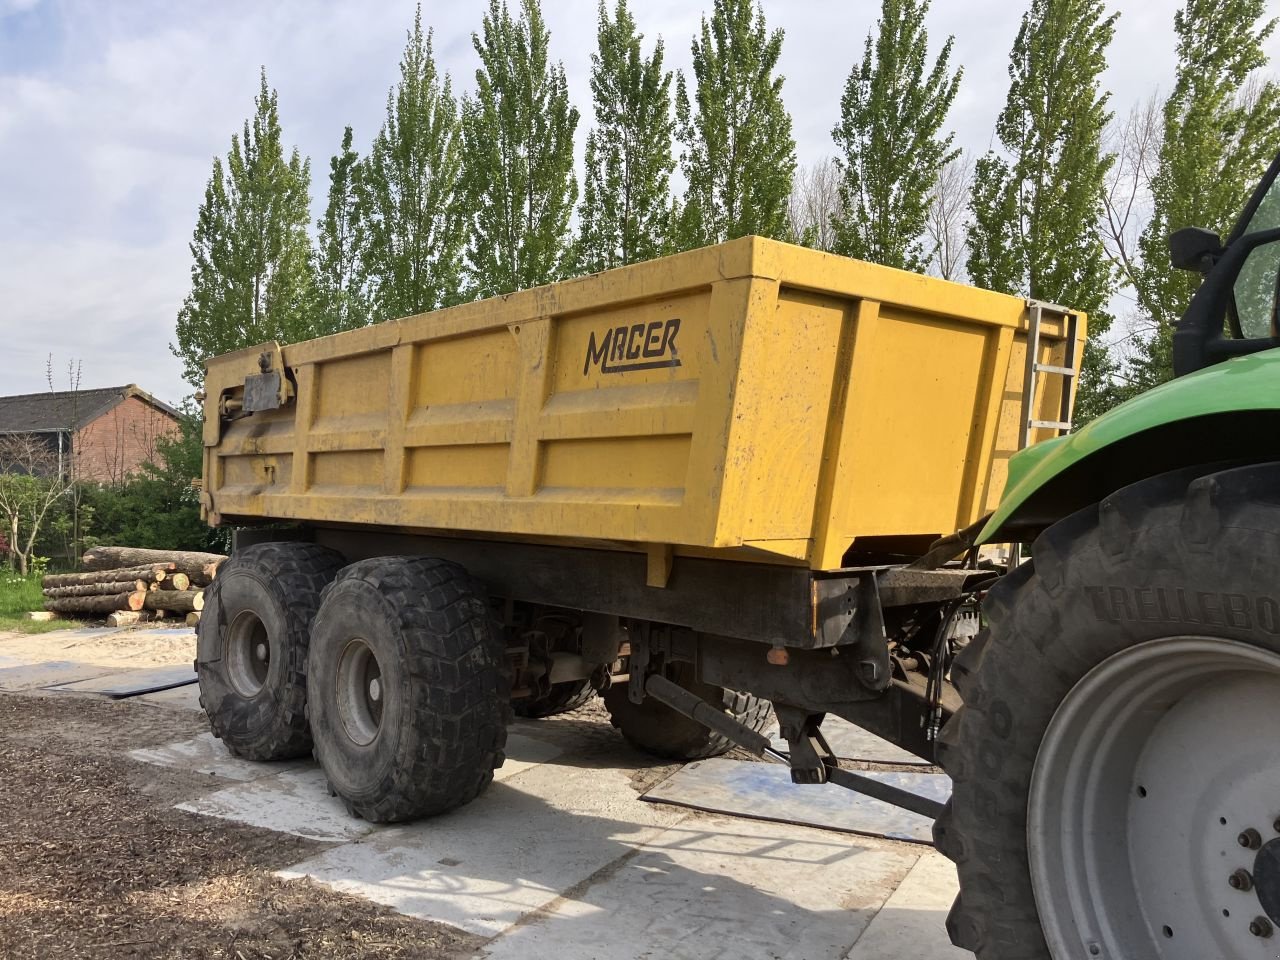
[[202, 236, 1083, 575]]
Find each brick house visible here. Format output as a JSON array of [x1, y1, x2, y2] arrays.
[[0, 384, 181, 485]]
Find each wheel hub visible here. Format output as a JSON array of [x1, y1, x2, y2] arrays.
[[1028, 636, 1280, 959], [225, 610, 271, 698], [1253, 838, 1280, 926], [335, 638, 384, 747]]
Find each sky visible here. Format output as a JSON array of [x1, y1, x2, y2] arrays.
[[0, 0, 1275, 406]]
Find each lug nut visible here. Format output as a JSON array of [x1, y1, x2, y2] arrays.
[[1239, 828, 1263, 850], [1250, 917, 1273, 938], [1230, 869, 1254, 891]]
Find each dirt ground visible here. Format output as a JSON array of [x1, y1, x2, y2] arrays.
[[0, 692, 483, 960], [0, 626, 196, 669]]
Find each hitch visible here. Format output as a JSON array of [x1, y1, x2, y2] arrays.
[[641, 675, 946, 822]]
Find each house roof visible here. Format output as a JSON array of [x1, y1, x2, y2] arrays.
[[0, 384, 180, 435]]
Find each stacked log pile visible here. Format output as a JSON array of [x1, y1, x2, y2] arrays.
[[41, 547, 226, 626]]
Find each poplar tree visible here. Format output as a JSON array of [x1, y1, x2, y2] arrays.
[[315, 126, 369, 334], [361, 8, 468, 320], [1125, 0, 1280, 390], [674, 0, 796, 248], [173, 71, 315, 389], [967, 0, 1119, 423], [831, 0, 961, 271], [461, 0, 580, 298], [577, 0, 676, 273]]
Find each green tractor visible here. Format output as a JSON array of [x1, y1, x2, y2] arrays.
[[939, 156, 1280, 956]]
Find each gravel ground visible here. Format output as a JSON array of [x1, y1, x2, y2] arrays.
[[0, 692, 482, 960]]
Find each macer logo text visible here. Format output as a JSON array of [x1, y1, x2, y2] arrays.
[[583, 318, 681, 375]]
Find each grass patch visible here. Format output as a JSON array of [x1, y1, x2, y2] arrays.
[[0, 572, 62, 633]]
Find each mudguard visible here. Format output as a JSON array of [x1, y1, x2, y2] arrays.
[[979, 347, 1280, 543]]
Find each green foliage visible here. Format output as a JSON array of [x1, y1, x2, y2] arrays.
[[576, 0, 677, 273], [461, 0, 580, 298], [1126, 0, 1280, 391], [0, 572, 61, 633], [674, 0, 797, 248], [173, 70, 317, 389], [831, 0, 961, 271], [966, 0, 1120, 423], [361, 7, 469, 320], [315, 126, 370, 334]]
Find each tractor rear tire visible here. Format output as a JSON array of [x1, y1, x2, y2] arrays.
[[936, 463, 1280, 959], [514, 679, 596, 719], [196, 542, 345, 760], [307, 556, 511, 823], [603, 661, 771, 760]]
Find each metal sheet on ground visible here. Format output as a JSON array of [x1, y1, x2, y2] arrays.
[[49, 663, 197, 698], [0, 660, 119, 691], [766, 717, 930, 766], [134, 683, 204, 711], [642, 758, 950, 844], [481, 815, 919, 960]]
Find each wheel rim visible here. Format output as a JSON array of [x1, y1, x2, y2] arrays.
[[1029, 636, 1280, 958], [225, 610, 271, 697], [336, 638, 384, 746]]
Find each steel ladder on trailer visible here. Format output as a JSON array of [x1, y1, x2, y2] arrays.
[[1018, 299, 1083, 449]]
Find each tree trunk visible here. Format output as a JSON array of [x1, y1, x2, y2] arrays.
[[186, 611, 201, 628], [135, 589, 204, 614], [44, 593, 135, 615], [81, 547, 227, 583], [43, 564, 174, 589], [43, 580, 146, 599]]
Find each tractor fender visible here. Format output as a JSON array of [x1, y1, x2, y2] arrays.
[[979, 347, 1280, 543]]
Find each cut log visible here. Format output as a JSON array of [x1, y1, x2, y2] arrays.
[[81, 547, 227, 582], [43, 580, 145, 599], [200, 559, 224, 584], [157, 572, 191, 592], [44, 593, 135, 615], [138, 589, 203, 614], [42, 564, 175, 589], [186, 611, 201, 628], [26, 611, 59, 622], [106, 610, 155, 627]]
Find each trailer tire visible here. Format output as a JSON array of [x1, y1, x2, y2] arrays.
[[603, 662, 771, 760], [196, 542, 345, 760], [936, 462, 1280, 959], [307, 556, 511, 823], [514, 679, 596, 719]]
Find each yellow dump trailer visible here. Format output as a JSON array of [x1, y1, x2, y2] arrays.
[[195, 237, 1083, 841], [202, 236, 1082, 574]]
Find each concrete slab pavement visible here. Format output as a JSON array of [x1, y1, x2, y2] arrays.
[[844, 852, 967, 960], [481, 815, 917, 960], [132, 715, 965, 958]]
